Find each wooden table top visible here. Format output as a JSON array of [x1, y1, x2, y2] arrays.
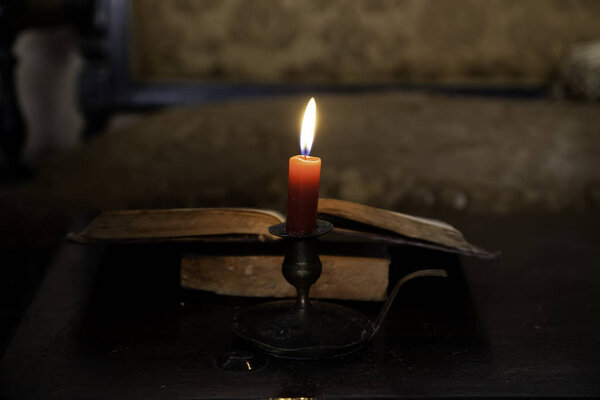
[[1, 213, 599, 399]]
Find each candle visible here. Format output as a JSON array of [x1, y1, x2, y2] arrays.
[[286, 98, 321, 235]]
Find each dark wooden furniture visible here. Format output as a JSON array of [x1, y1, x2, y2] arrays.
[[1, 213, 599, 398]]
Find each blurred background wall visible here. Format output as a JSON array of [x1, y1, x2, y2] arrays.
[[131, 0, 600, 85], [4, 0, 598, 164], [9, 0, 600, 163]]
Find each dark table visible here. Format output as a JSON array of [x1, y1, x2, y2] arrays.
[[1, 214, 599, 399]]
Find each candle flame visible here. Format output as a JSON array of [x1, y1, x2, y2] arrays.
[[300, 97, 316, 156]]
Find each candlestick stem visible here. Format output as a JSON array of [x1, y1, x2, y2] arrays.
[[282, 237, 321, 310]]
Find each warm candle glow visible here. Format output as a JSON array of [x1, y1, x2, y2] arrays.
[[300, 97, 316, 156]]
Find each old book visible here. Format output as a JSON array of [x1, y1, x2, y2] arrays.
[[68, 208, 284, 243], [68, 198, 494, 257], [68, 199, 493, 300], [318, 198, 493, 257], [181, 254, 389, 301]]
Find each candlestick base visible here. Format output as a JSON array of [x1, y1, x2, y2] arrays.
[[233, 300, 372, 359]]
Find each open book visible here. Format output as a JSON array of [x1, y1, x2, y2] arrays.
[[68, 198, 494, 258]]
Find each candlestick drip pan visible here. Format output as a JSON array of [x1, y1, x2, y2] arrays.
[[233, 299, 372, 359]]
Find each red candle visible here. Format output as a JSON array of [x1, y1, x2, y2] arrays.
[[286, 98, 321, 235]]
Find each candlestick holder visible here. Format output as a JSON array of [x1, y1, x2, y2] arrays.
[[232, 220, 447, 359]]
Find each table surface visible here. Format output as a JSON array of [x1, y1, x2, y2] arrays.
[[1, 213, 599, 399]]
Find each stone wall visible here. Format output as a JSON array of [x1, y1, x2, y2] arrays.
[[131, 0, 600, 85]]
